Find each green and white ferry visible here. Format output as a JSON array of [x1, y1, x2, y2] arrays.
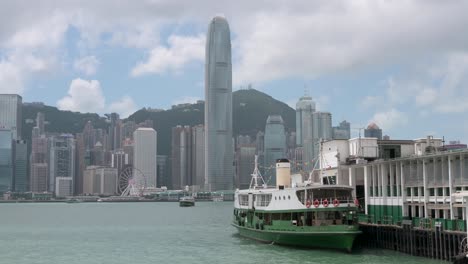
[[232, 157, 361, 252]]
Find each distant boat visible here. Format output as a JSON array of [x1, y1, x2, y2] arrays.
[[179, 196, 195, 207], [65, 198, 82, 203], [212, 193, 224, 202]]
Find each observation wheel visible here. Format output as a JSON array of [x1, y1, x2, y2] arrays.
[[118, 166, 147, 196]]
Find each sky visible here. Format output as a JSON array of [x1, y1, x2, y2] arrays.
[[1, 0, 468, 143]]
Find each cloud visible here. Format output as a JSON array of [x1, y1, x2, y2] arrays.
[[131, 34, 205, 76], [370, 109, 408, 132], [172, 96, 202, 106], [0, 61, 23, 94], [57, 78, 106, 113], [74, 56, 100, 75], [108, 96, 137, 118]]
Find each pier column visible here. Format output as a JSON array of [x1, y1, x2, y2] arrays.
[[423, 159, 428, 218], [448, 155, 454, 219], [349, 167, 356, 198], [401, 162, 407, 217], [364, 165, 369, 215]]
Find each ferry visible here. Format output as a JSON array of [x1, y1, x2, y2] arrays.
[[232, 157, 361, 252], [179, 196, 195, 207]]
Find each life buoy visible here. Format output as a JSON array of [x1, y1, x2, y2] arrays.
[[354, 198, 359, 206], [306, 200, 312, 208], [313, 199, 320, 208], [322, 199, 329, 207], [333, 199, 339, 207]]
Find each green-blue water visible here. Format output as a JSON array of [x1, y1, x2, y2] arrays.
[[0, 202, 444, 264]]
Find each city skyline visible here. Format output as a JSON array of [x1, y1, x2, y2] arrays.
[[0, 2, 467, 143]]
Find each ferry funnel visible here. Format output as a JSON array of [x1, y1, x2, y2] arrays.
[[276, 159, 291, 189]]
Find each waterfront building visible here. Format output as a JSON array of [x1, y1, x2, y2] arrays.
[[111, 149, 129, 177], [55, 177, 73, 197], [83, 166, 118, 195], [171, 125, 192, 189], [191, 125, 205, 188], [0, 129, 12, 194], [12, 139, 27, 192], [364, 122, 383, 140], [263, 115, 286, 185], [30, 134, 48, 192], [235, 145, 256, 189], [204, 16, 233, 191], [333, 120, 351, 140], [133, 128, 157, 187], [48, 134, 75, 194], [0, 94, 22, 140], [156, 155, 168, 188]]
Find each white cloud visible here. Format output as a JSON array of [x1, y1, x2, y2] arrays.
[[370, 109, 408, 132], [172, 96, 201, 106], [108, 96, 137, 118], [0, 61, 23, 94], [131, 34, 205, 76], [57, 78, 106, 113], [74, 56, 100, 75]]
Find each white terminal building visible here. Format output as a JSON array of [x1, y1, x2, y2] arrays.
[[313, 135, 468, 225]]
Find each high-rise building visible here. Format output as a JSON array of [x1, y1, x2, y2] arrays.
[[171, 126, 192, 189], [30, 134, 48, 192], [83, 166, 117, 195], [122, 138, 134, 166], [312, 111, 332, 159], [55, 177, 73, 197], [365, 122, 383, 140], [156, 155, 168, 188], [13, 139, 27, 192], [111, 150, 129, 177], [0, 94, 22, 140], [48, 134, 75, 193], [235, 146, 256, 189], [204, 16, 233, 191], [333, 120, 351, 140], [36, 112, 45, 136], [107, 113, 120, 151], [0, 129, 12, 194], [74, 133, 85, 195], [133, 128, 157, 187], [295, 95, 315, 171], [191, 125, 205, 188], [263, 115, 286, 185], [122, 121, 137, 140]]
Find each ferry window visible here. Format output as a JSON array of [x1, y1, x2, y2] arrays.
[[445, 187, 450, 196], [283, 196, 286, 200], [239, 195, 249, 206], [288, 195, 290, 200], [429, 188, 435, 196], [279, 196, 281, 200], [275, 196, 277, 200], [256, 194, 272, 207], [437, 188, 443, 196]]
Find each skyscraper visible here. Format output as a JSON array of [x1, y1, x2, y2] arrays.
[[48, 134, 75, 193], [312, 111, 332, 159], [133, 128, 157, 187], [333, 120, 351, 140], [13, 139, 27, 192], [171, 126, 192, 189], [0, 94, 22, 140], [263, 115, 286, 185], [191, 125, 205, 188], [204, 16, 233, 191], [296, 95, 315, 171], [0, 129, 12, 194]]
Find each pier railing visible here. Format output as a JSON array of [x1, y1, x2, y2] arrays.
[[357, 214, 467, 232]]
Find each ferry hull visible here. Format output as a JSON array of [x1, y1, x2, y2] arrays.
[[232, 223, 360, 252], [179, 201, 195, 207]]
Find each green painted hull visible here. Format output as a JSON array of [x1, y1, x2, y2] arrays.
[[179, 201, 195, 207], [232, 223, 361, 252]]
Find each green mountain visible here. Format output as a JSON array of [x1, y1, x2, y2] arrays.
[[22, 89, 295, 155]]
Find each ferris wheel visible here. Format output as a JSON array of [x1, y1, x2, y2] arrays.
[[118, 166, 147, 196]]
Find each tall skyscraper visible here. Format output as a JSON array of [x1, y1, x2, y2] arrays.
[[204, 16, 233, 191], [263, 115, 286, 185], [31, 133, 48, 192], [312, 111, 332, 159], [13, 139, 27, 192], [171, 126, 192, 189], [133, 128, 157, 187], [48, 134, 75, 193], [365, 122, 383, 140], [156, 155, 168, 188], [235, 145, 256, 190], [333, 120, 351, 140], [36, 112, 45, 136], [191, 125, 205, 188], [0, 129, 12, 194], [296, 95, 315, 171], [0, 94, 22, 140]]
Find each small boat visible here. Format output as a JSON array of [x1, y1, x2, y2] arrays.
[[179, 196, 195, 207], [66, 198, 82, 203]]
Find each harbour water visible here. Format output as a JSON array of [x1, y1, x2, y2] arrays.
[[0, 202, 445, 264]]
